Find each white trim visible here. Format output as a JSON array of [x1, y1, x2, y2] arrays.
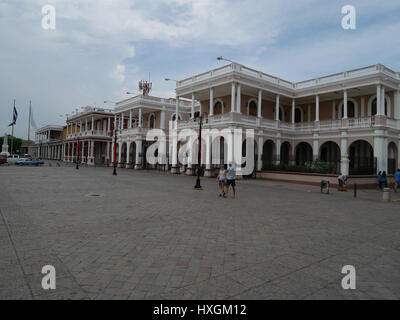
[[213, 99, 225, 114], [367, 94, 391, 117], [147, 112, 156, 128], [294, 106, 304, 123], [170, 113, 182, 121], [338, 98, 358, 118], [246, 98, 258, 116]]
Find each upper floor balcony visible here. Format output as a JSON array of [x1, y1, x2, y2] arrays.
[[177, 113, 399, 134], [66, 129, 112, 140]]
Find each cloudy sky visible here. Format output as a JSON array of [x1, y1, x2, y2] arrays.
[[1, 0, 399, 139]]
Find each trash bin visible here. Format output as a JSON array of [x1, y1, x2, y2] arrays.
[[383, 188, 391, 202]]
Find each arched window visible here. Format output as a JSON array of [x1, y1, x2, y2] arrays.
[[248, 101, 257, 116], [149, 114, 156, 128], [214, 101, 223, 115], [171, 113, 182, 121], [341, 101, 355, 118], [371, 98, 388, 116]]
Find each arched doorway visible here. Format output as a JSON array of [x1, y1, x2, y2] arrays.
[[296, 142, 313, 165], [280, 142, 291, 165], [319, 142, 340, 173], [121, 143, 127, 164], [262, 140, 275, 167], [129, 142, 136, 165], [388, 142, 397, 174], [348, 140, 374, 175]]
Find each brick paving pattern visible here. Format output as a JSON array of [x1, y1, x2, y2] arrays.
[[1, 164, 400, 299]]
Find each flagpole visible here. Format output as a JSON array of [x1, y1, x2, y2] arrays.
[[11, 99, 15, 154], [28, 101, 31, 142]]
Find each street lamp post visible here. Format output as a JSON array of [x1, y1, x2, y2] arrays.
[[113, 125, 118, 176], [194, 114, 204, 190]]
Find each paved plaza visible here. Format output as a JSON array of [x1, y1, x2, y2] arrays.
[[1, 164, 400, 300]]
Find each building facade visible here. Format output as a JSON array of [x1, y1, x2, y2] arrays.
[[33, 125, 64, 160], [64, 106, 114, 165], [173, 63, 400, 176], [114, 94, 196, 171]]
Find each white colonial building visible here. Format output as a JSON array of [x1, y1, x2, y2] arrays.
[[64, 106, 114, 165], [33, 125, 64, 160], [173, 63, 400, 177], [114, 94, 197, 170]]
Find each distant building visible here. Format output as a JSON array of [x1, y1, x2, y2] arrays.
[[32, 126, 64, 159]]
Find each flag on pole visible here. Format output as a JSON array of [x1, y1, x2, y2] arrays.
[[30, 107, 37, 130], [8, 106, 18, 126]]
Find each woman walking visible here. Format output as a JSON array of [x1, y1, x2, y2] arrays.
[[216, 165, 226, 197]]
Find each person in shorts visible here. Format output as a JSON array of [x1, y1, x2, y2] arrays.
[[216, 165, 226, 197], [394, 169, 400, 192], [225, 162, 236, 198]]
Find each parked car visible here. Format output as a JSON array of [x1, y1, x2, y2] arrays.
[[17, 158, 44, 166], [6, 154, 21, 164]]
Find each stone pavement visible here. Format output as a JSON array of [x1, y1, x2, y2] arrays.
[[1, 164, 400, 300]]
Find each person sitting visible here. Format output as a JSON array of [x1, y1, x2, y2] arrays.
[[338, 173, 347, 190]]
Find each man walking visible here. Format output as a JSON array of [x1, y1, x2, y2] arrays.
[[225, 162, 236, 198]]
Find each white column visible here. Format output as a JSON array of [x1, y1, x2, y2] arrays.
[[138, 108, 142, 128], [276, 139, 281, 164], [81, 141, 85, 162], [175, 97, 179, 121], [236, 84, 241, 113], [381, 86, 386, 116], [315, 95, 319, 121], [121, 112, 124, 130], [106, 142, 110, 163], [191, 93, 195, 119], [374, 131, 387, 172], [126, 142, 130, 164], [231, 83, 236, 112], [291, 99, 295, 124], [209, 88, 214, 116], [343, 90, 348, 119], [91, 116, 94, 132], [136, 140, 142, 166], [205, 134, 211, 170], [257, 90, 262, 118], [395, 90, 400, 120], [332, 101, 336, 120], [118, 142, 122, 163], [129, 111, 132, 129], [377, 84, 382, 116], [313, 137, 319, 161], [160, 108, 166, 130], [107, 117, 110, 134], [275, 95, 280, 121], [257, 136, 263, 171], [361, 97, 365, 118]]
